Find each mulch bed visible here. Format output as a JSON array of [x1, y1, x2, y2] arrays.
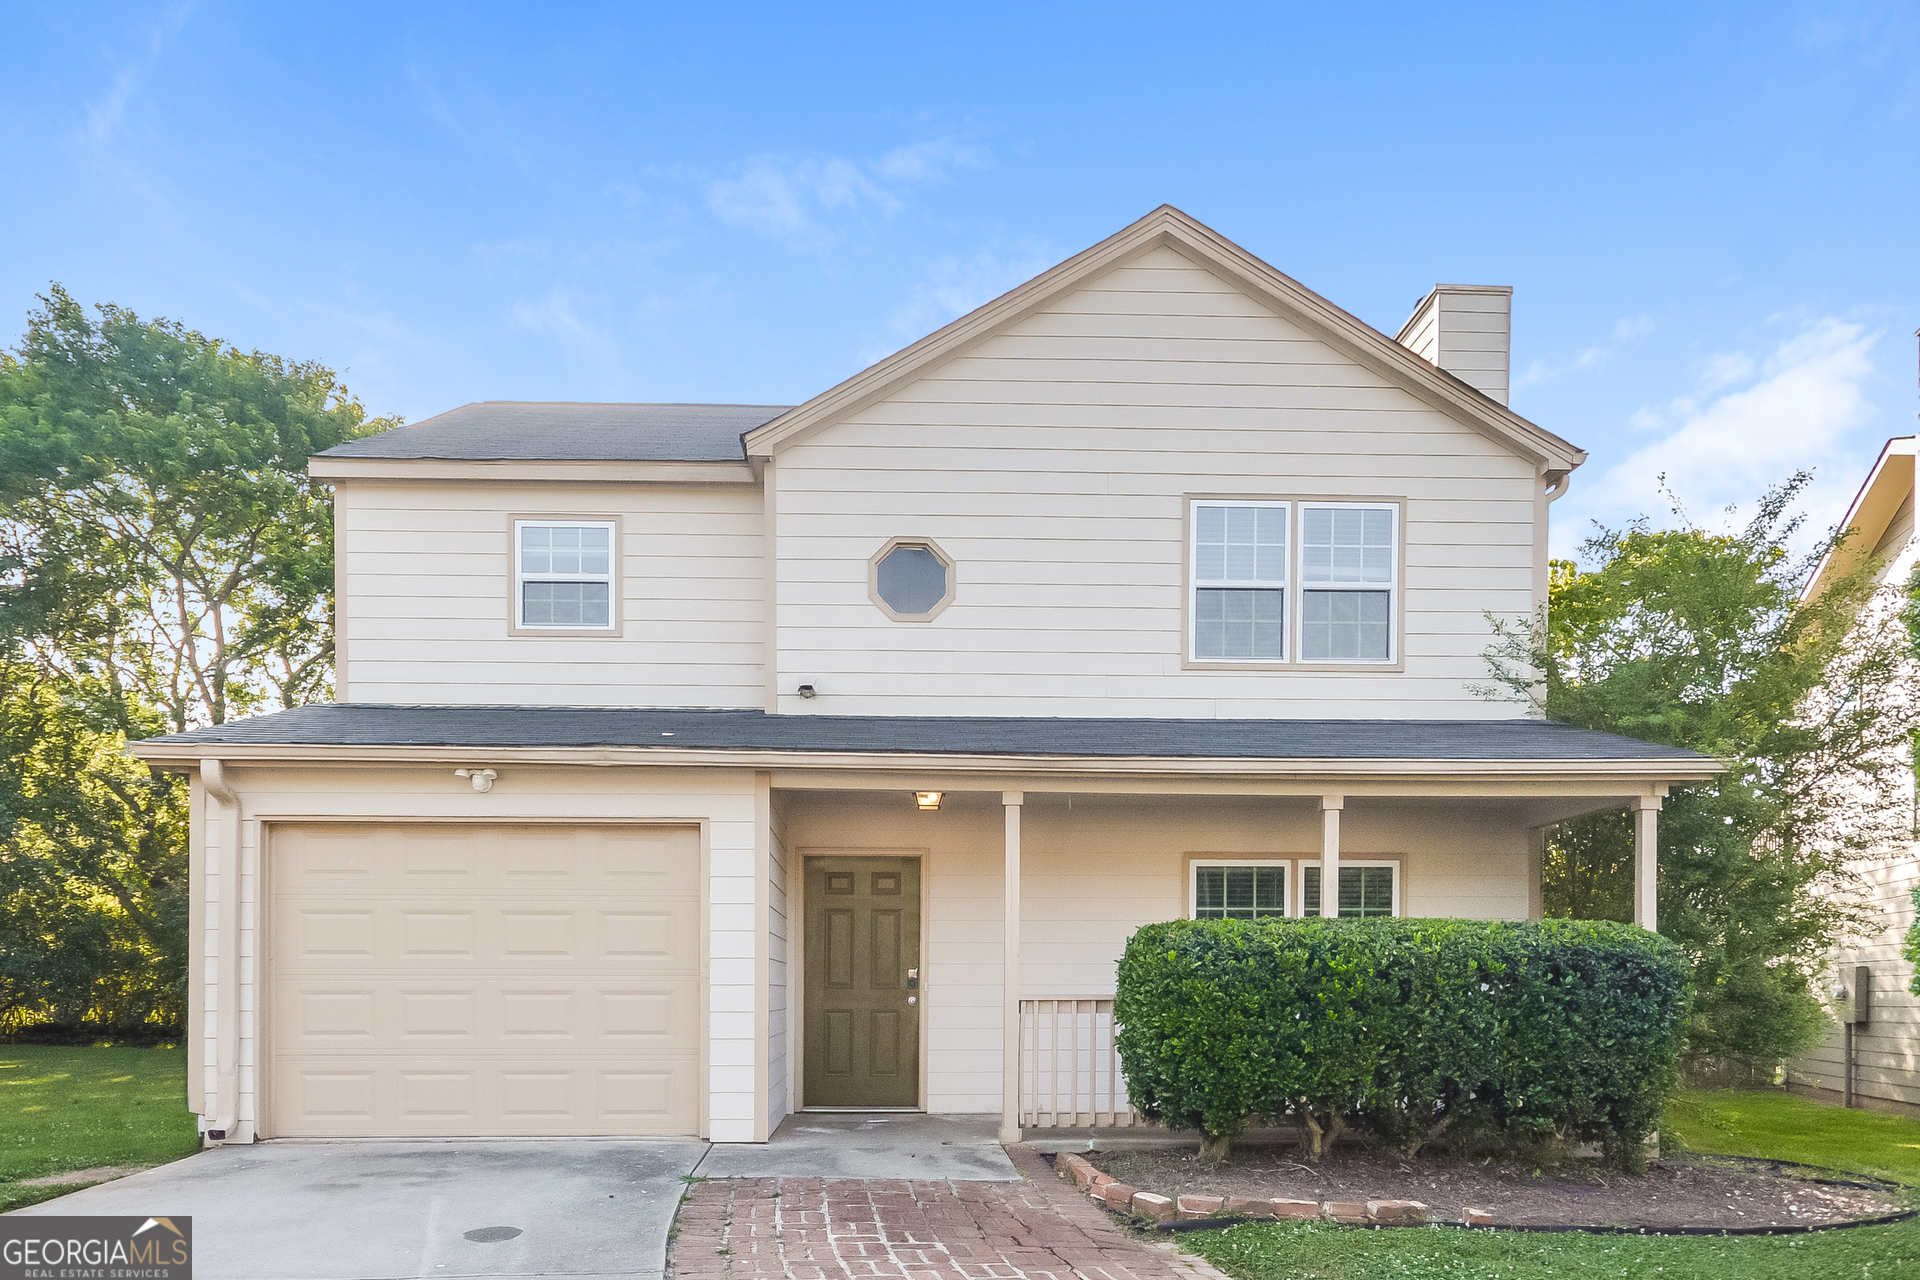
[[1079, 1143, 1907, 1230]]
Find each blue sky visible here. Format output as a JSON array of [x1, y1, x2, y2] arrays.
[[6, 2, 1917, 556]]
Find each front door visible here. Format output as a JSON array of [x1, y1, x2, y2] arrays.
[[803, 856, 921, 1107]]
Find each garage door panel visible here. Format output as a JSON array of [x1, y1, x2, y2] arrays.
[[270, 823, 701, 1137], [272, 1053, 700, 1137]]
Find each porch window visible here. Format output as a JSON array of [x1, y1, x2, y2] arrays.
[[1191, 501, 1289, 661], [1302, 862, 1398, 918], [515, 520, 616, 630], [1190, 860, 1289, 919], [1299, 503, 1397, 662]]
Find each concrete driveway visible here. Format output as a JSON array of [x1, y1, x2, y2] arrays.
[[8, 1138, 709, 1280]]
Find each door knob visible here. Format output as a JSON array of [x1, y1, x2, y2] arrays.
[[908, 996, 917, 1005]]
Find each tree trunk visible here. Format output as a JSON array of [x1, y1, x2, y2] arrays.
[[1301, 1110, 1346, 1160], [1197, 1131, 1233, 1165]]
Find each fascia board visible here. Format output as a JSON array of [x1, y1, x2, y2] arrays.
[[130, 739, 1722, 782], [743, 205, 1587, 474], [1801, 436, 1917, 603], [308, 458, 760, 485]]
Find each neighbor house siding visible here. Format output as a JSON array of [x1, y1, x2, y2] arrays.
[[1790, 850, 1920, 1108], [335, 481, 765, 707], [782, 791, 1531, 1113], [768, 245, 1540, 719], [191, 764, 757, 1142]]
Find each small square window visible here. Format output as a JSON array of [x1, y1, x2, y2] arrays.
[[515, 520, 617, 631]]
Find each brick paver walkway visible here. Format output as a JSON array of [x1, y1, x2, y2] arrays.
[[669, 1148, 1223, 1280]]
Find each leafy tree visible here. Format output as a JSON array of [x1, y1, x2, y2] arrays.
[[0, 287, 390, 1028], [1481, 477, 1918, 1069]]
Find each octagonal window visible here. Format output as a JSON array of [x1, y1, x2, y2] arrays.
[[870, 539, 955, 620]]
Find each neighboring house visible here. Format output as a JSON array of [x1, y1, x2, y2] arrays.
[[1787, 436, 1920, 1115], [129, 206, 1716, 1146]]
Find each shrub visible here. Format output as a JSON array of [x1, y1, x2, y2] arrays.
[[1113, 917, 1691, 1171]]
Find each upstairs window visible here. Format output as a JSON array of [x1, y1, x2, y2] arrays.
[[1191, 501, 1288, 660], [515, 520, 616, 631], [1300, 504, 1397, 663], [868, 538, 957, 621]]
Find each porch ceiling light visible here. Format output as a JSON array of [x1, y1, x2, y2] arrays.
[[915, 791, 943, 811]]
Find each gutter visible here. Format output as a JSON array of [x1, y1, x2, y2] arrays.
[[200, 759, 242, 1143]]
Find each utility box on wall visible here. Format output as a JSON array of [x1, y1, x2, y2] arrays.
[[1851, 964, 1873, 1026]]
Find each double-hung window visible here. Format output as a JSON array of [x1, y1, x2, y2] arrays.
[[1191, 860, 1290, 920], [1191, 501, 1289, 661], [1188, 499, 1399, 664], [1301, 861, 1399, 918], [1300, 503, 1397, 662], [514, 520, 616, 631]]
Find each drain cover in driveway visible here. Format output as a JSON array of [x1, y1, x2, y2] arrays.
[[463, 1227, 524, 1243]]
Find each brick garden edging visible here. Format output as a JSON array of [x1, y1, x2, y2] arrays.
[[1054, 1152, 1432, 1229]]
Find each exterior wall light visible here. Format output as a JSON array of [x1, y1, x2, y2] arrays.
[[454, 768, 498, 793], [798, 684, 817, 699], [915, 791, 943, 811]]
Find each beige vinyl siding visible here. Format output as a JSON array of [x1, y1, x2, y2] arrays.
[[1873, 489, 1916, 562], [193, 764, 760, 1143], [1790, 850, 1920, 1107], [770, 246, 1539, 718], [783, 790, 1530, 1112], [336, 482, 764, 707]]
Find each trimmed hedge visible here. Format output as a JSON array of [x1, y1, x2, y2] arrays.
[[1113, 918, 1691, 1170]]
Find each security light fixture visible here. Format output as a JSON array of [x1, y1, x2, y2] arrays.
[[454, 768, 498, 793], [915, 791, 943, 811]]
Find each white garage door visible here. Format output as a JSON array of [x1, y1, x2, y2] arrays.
[[268, 823, 700, 1137]]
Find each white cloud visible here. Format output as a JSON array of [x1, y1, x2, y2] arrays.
[[705, 137, 992, 251], [1553, 316, 1884, 558], [1513, 313, 1656, 392], [856, 246, 1056, 366], [84, 2, 194, 143]]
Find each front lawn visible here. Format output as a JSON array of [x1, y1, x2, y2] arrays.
[[1664, 1086, 1920, 1185], [1179, 1086, 1920, 1279], [0, 1044, 201, 1213]]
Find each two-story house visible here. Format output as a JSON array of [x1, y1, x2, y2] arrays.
[[131, 207, 1716, 1147]]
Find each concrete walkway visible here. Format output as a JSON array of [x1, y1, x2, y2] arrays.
[[698, 1114, 1018, 1182], [9, 1138, 709, 1280]]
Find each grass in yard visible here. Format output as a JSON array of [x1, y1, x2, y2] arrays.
[[1183, 1216, 1919, 1280], [0, 1044, 200, 1213], [1665, 1086, 1920, 1185], [1181, 1087, 1920, 1279]]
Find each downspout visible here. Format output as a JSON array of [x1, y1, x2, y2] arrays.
[[201, 759, 241, 1142]]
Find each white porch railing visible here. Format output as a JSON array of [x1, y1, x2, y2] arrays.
[[1018, 997, 1140, 1127]]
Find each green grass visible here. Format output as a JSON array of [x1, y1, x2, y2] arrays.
[[0, 1044, 201, 1212], [1179, 1087, 1920, 1279], [1665, 1087, 1920, 1185]]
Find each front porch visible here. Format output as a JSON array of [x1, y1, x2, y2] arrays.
[[766, 775, 1687, 1144]]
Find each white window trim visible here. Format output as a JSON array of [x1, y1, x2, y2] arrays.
[[1298, 859, 1402, 918], [1189, 499, 1291, 664], [1296, 501, 1399, 666], [512, 517, 620, 635], [1188, 858, 1295, 919]]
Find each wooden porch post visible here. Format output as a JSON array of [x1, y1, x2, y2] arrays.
[[1000, 790, 1024, 1143], [1319, 795, 1342, 917], [1631, 796, 1660, 931]]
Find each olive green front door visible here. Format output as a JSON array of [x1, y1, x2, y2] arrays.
[[803, 856, 921, 1107]]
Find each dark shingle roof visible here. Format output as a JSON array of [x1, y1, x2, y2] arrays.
[[137, 705, 1713, 764], [318, 402, 794, 463]]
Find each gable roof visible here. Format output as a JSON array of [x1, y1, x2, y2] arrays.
[[317, 401, 791, 463], [743, 206, 1587, 475], [1802, 435, 1917, 603]]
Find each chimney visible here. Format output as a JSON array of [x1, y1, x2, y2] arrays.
[[1395, 285, 1513, 406]]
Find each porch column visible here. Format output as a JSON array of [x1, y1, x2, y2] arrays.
[[1319, 795, 1342, 917], [1630, 796, 1660, 931], [1000, 790, 1023, 1144], [1526, 827, 1547, 921]]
